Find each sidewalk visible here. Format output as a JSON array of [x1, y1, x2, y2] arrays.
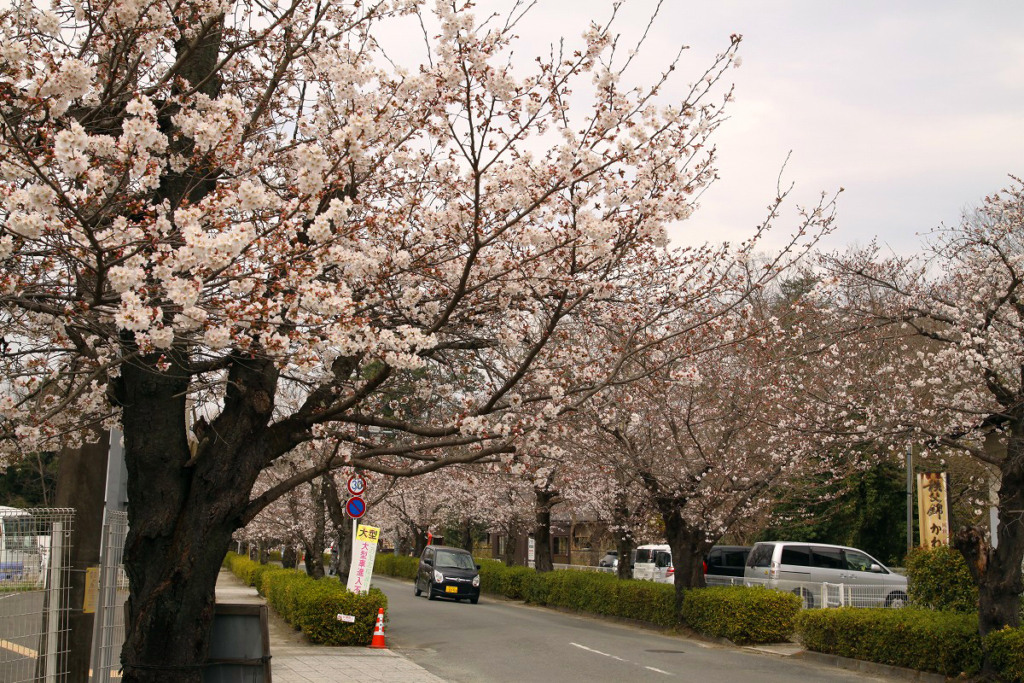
[[215, 569, 447, 683]]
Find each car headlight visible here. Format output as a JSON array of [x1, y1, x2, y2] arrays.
[[472, 574, 480, 587], [433, 570, 444, 583]]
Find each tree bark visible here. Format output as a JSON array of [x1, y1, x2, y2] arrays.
[[614, 494, 634, 580], [534, 488, 555, 573], [118, 351, 278, 683], [460, 520, 474, 553], [413, 527, 428, 558], [302, 481, 327, 579], [282, 544, 297, 569], [955, 421, 1024, 675], [503, 529, 517, 567], [324, 478, 352, 580], [659, 500, 713, 617]]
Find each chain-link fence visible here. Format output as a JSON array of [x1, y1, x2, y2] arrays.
[[0, 507, 75, 683], [89, 510, 128, 683]]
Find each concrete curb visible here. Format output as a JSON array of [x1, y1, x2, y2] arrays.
[[795, 650, 949, 682]]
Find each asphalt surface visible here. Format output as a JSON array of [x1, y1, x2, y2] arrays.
[[0, 591, 45, 683], [371, 576, 899, 683]]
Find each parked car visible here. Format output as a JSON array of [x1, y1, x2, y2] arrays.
[[704, 545, 750, 578], [414, 545, 481, 604], [598, 551, 618, 568], [633, 544, 674, 583], [743, 541, 908, 609]]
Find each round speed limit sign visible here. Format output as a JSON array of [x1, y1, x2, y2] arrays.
[[347, 475, 366, 496]]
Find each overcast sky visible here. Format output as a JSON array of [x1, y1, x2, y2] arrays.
[[18, 0, 1024, 256], [469, 0, 1024, 255]]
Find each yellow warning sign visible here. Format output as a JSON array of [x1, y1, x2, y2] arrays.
[[84, 566, 99, 614]]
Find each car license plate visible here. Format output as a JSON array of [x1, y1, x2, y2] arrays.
[[445, 586, 458, 593]]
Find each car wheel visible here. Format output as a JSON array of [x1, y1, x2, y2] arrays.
[[885, 591, 908, 608], [793, 587, 815, 609], [470, 596, 479, 604], [414, 579, 421, 597], [427, 581, 437, 600]]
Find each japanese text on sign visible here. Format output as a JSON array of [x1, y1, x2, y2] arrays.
[[346, 524, 380, 595], [917, 472, 950, 547]]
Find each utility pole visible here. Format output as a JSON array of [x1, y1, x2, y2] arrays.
[[54, 428, 110, 683], [906, 444, 914, 555]]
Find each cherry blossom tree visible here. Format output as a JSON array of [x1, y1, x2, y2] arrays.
[[0, 0, 830, 677], [812, 180, 1024, 650], [577, 323, 822, 612]]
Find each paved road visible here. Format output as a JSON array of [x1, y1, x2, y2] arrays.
[[372, 576, 898, 683], [0, 591, 46, 683]]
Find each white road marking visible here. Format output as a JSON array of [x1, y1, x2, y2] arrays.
[[646, 666, 674, 675], [0, 638, 36, 657], [569, 642, 627, 661]]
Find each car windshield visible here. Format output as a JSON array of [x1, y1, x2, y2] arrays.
[[435, 550, 475, 569]]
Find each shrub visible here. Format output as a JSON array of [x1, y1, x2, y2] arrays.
[[905, 545, 977, 613], [987, 627, 1024, 683], [224, 552, 386, 646], [373, 553, 419, 580], [797, 607, 981, 676], [681, 586, 800, 644]]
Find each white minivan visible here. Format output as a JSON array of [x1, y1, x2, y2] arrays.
[[633, 544, 674, 584], [743, 541, 908, 608]]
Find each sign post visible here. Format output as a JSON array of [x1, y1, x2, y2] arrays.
[[346, 525, 380, 594], [346, 495, 366, 579]]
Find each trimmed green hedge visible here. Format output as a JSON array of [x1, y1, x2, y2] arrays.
[[797, 607, 982, 676], [527, 569, 679, 628], [681, 586, 801, 645], [224, 552, 386, 646], [372, 553, 792, 642], [987, 627, 1024, 683], [905, 546, 976, 613], [374, 553, 419, 580]]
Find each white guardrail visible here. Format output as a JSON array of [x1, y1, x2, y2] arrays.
[[552, 564, 909, 609], [704, 575, 908, 609]]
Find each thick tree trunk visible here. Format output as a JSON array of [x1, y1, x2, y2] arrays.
[[534, 488, 555, 573], [614, 494, 634, 580], [413, 528, 428, 558], [324, 479, 352, 580], [460, 520, 474, 553], [503, 529, 517, 567], [118, 352, 278, 683], [302, 482, 327, 579], [660, 501, 712, 617], [302, 541, 325, 579], [955, 421, 1024, 675]]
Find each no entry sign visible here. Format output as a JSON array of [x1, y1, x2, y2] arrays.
[[346, 496, 366, 519]]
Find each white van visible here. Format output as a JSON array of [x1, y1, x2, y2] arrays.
[[743, 541, 908, 608], [632, 544, 674, 584]]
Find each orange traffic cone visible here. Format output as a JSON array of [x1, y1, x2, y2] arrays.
[[368, 608, 387, 649]]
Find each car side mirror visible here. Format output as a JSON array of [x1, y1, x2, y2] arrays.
[[870, 563, 882, 572], [476, 564, 481, 570], [424, 558, 433, 566]]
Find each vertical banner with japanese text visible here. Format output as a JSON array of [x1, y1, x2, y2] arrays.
[[346, 524, 380, 594], [917, 472, 950, 547]]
